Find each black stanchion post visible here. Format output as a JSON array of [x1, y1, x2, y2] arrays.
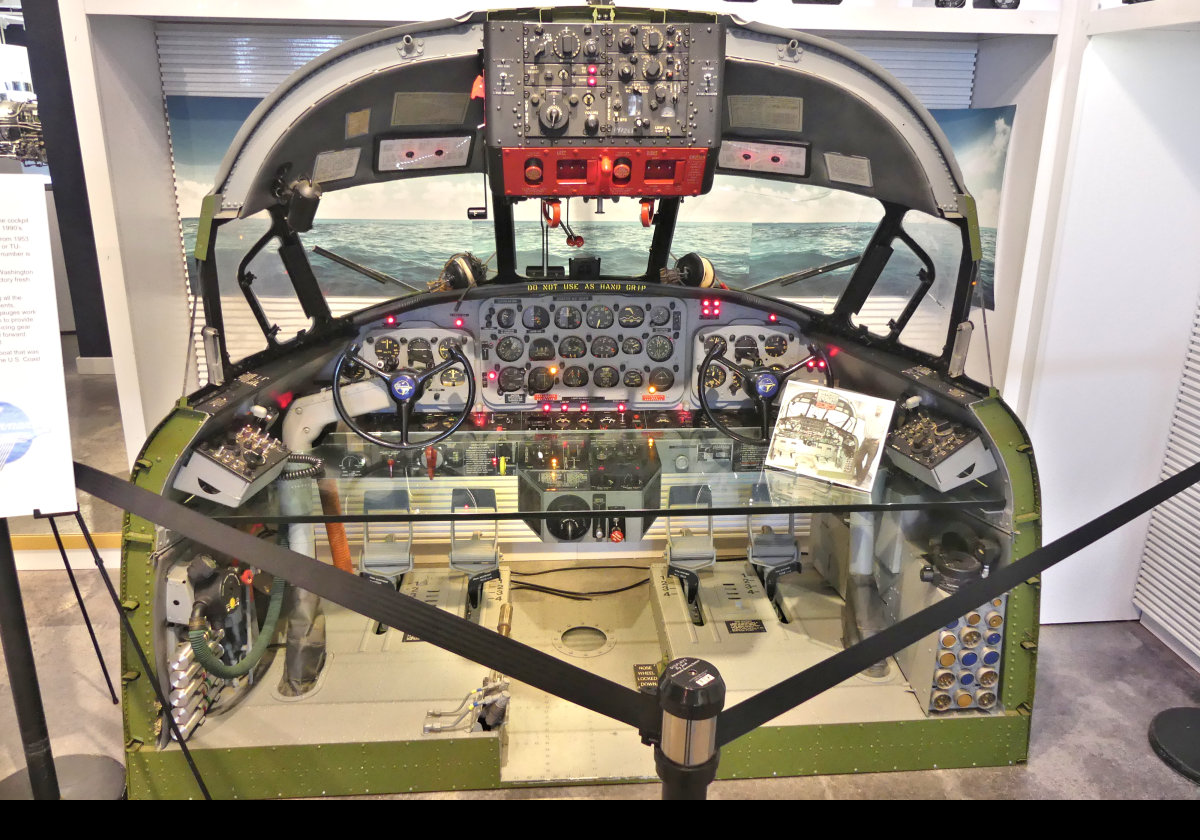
[[0, 518, 61, 800], [654, 658, 725, 801]]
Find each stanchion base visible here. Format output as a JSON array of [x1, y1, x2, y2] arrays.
[[1149, 707, 1200, 785], [0, 754, 125, 800]]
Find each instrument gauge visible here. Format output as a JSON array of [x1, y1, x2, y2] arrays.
[[559, 336, 587, 358], [650, 306, 671, 327], [621, 337, 643, 355], [648, 367, 675, 392], [703, 335, 727, 357], [438, 337, 463, 361], [497, 308, 516, 329], [528, 338, 555, 361], [374, 337, 401, 371], [407, 338, 434, 370], [703, 365, 726, 389], [618, 305, 644, 328], [734, 336, 760, 364], [527, 366, 555, 394], [764, 336, 788, 358], [591, 336, 618, 358], [647, 335, 673, 362], [340, 360, 366, 382], [555, 306, 582, 330], [562, 366, 589, 388], [497, 366, 525, 393], [496, 336, 524, 362], [440, 368, 465, 387], [522, 306, 550, 330], [623, 370, 644, 388], [593, 366, 619, 388], [586, 305, 614, 330]]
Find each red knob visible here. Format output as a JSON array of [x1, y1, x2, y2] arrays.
[[613, 159, 632, 180], [524, 159, 543, 183]]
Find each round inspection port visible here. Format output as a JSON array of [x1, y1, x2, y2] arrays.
[[978, 669, 999, 688], [932, 692, 952, 711], [976, 691, 997, 710], [939, 632, 957, 649], [934, 670, 956, 689], [955, 691, 973, 708], [553, 625, 616, 658], [938, 651, 957, 667], [986, 611, 1004, 628], [966, 612, 981, 626], [961, 628, 982, 648]]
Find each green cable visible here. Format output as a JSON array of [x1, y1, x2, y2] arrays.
[[188, 577, 287, 681]]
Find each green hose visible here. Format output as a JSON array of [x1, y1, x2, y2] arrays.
[[189, 577, 288, 681]]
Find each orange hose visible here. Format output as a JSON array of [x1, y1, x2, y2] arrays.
[[317, 478, 354, 574]]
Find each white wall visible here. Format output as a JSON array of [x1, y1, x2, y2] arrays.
[[1025, 29, 1200, 623], [970, 34, 1054, 391], [65, 12, 192, 463]]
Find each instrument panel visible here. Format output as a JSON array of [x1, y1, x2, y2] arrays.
[[350, 289, 829, 415]]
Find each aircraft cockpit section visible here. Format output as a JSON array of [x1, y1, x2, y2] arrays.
[[120, 6, 1041, 799]]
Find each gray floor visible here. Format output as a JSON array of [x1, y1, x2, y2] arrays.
[[2, 337, 1198, 798], [0, 570, 1197, 799]]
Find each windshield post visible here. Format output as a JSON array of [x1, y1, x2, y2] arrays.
[[944, 218, 980, 362], [492, 192, 518, 283], [832, 202, 905, 323], [198, 216, 231, 380], [646, 197, 681, 281]]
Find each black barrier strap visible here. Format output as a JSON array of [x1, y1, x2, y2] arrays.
[[715, 458, 1200, 746], [73, 463, 659, 735]]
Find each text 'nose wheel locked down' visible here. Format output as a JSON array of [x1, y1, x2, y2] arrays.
[[331, 342, 476, 449], [697, 343, 831, 446]]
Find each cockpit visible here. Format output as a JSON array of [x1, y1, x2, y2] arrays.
[[119, 6, 1039, 798]]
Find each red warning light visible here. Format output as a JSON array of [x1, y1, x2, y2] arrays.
[[768, 313, 777, 322], [488, 371, 497, 380], [588, 65, 598, 75], [542, 403, 551, 412], [617, 403, 627, 413], [385, 315, 396, 325], [454, 317, 464, 328], [581, 404, 589, 412], [587, 77, 597, 87], [818, 360, 826, 369], [560, 403, 569, 412], [702, 300, 710, 306]]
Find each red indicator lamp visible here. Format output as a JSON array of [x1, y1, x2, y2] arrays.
[[488, 370, 497, 380], [542, 403, 551, 412], [818, 359, 826, 369], [454, 317, 464, 328], [560, 403, 569, 412], [587, 65, 597, 75], [581, 404, 589, 412], [617, 403, 627, 413], [768, 313, 777, 322], [385, 315, 396, 325], [587, 77, 597, 87]]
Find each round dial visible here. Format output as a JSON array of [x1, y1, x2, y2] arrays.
[[497, 366, 525, 393], [648, 367, 675, 392], [374, 337, 401, 371], [562, 366, 589, 388], [593, 366, 619, 388], [644, 29, 663, 52], [340, 360, 366, 382], [528, 338, 555, 361], [522, 306, 550, 330], [650, 306, 671, 326], [703, 364, 726, 389], [621, 337, 643, 355], [586, 305, 614, 330], [555, 306, 582, 330], [546, 494, 590, 542], [647, 335, 673, 362], [407, 338, 434, 370], [440, 368, 465, 387], [438, 337, 463, 361], [558, 31, 580, 58], [496, 336, 524, 362], [623, 370, 644, 388], [497, 308, 516, 329], [703, 335, 727, 356], [764, 336, 788, 358], [559, 336, 587, 358], [734, 336, 760, 364], [527, 366, 555, 394], [618, 305, 644, 328], [591, 336, 618, 358]]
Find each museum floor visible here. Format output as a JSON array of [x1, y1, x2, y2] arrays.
[[1, 337, 1198, 799]]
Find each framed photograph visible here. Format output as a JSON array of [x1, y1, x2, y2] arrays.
[[765, 381, 895, 492]]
